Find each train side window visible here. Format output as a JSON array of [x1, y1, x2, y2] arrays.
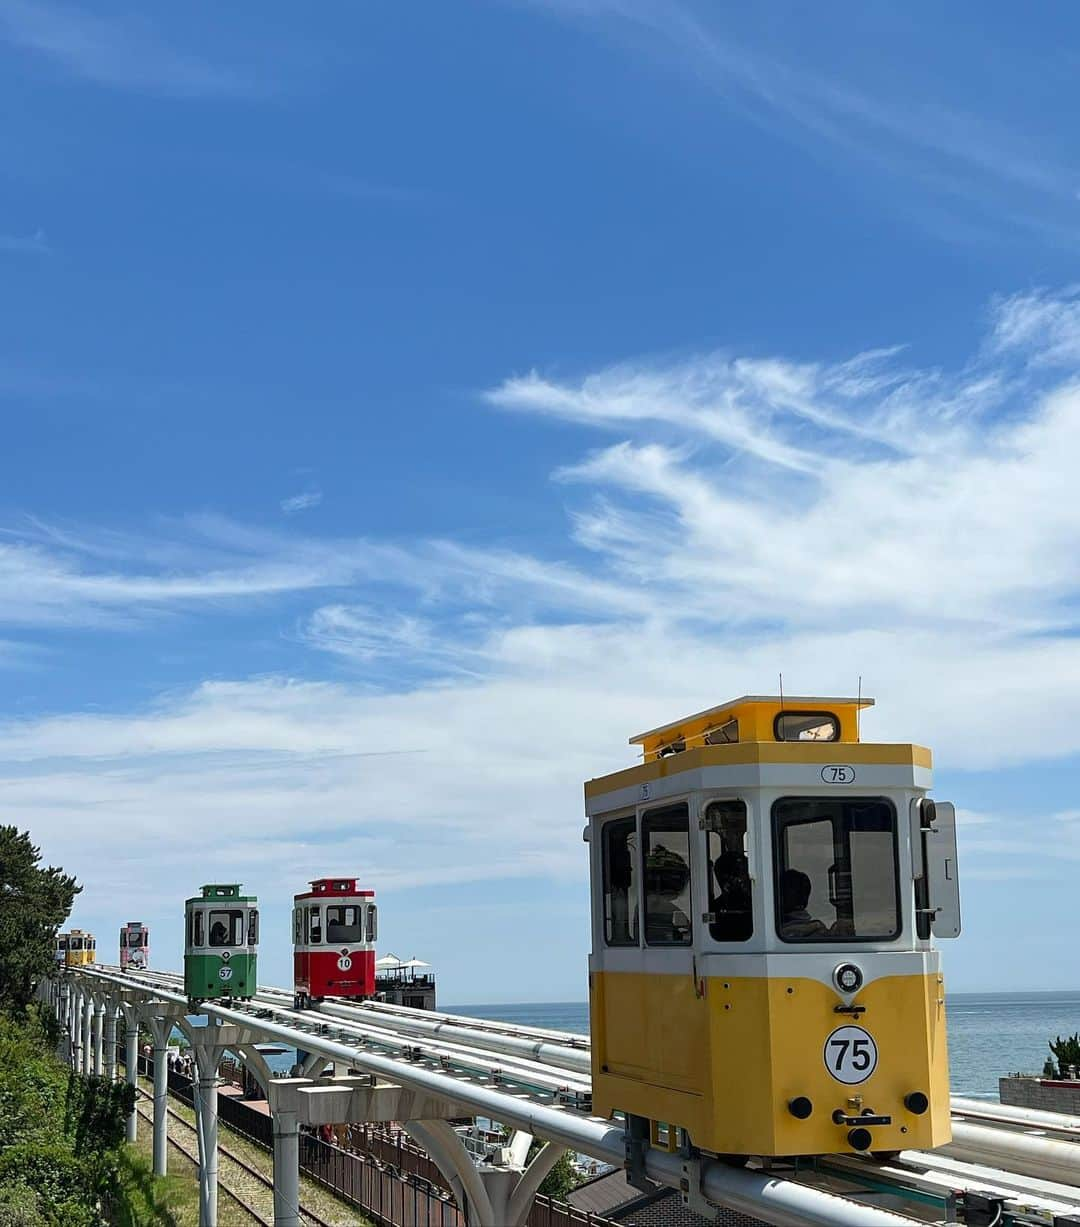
[[326, 906, 362, 943], [309, 906, 323, 944], [194, 911, 204, 947], [120, 931, 127, 948], [293, 908, 303, 944], [602, 817, 639, 946], [773, 798, 900, 942], [367, 905, 378, 943], [774, 712, 839, 742], [704, 800, 753, 942], [248, 910, 258, 946], [642, 804, 692, 946]]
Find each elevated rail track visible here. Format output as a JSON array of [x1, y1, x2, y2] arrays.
[[50, 966, 1080, 1227]]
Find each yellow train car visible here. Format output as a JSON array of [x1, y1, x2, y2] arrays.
[[586, 694, 960, 1161], [65, 928, 96, 967]]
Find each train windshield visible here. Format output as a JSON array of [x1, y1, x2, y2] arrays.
[[325, 906, 362, 943], [208, 910, 244, 946], [773, 797, 900, 942]]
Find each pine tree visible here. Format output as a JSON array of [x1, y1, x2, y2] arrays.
[[0, 827, 80, 1013]]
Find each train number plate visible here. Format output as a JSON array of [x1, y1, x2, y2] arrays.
[[218, 965, 233, 982], [337, 954, 353, 971], [821, 765, 856, 784], [823, 1025, 878, 1084]]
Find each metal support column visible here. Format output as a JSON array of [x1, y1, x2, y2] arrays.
[[81, 993, 93, 1075], [92, 1001, 105, 1076], [125, 1020, 139, 1143], [193, 1053, 220, 1227], [69, 989, 82, 1071], [104, 1005, 117, 1081], [147, 1018, 173, 1177], [271, 1107, 301, 1227]]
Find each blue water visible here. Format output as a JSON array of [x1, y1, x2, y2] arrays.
[[449, 993, 1080, 1098]]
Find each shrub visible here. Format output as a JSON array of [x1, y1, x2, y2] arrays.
[[1048, 1033, 1080, 1080]]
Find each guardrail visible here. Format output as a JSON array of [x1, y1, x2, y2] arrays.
[[127, 1045, 618, 1227]]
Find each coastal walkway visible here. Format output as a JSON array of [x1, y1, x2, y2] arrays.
[[47, 967, 1080, 1227]]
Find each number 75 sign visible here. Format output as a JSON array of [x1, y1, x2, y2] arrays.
[[824, 1025, 878, 1084]]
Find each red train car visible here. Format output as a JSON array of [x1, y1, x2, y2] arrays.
[[293, 878, 377, 1009]]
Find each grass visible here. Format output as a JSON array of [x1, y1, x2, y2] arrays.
[[129, 1074, 373, 1226]]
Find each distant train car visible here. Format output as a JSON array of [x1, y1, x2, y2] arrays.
[[120, 921, 149, 971], [55, 932, 69, 967], [587, 694, 961, 1163], [65, 929, 96, 967], [184, 884, 258, 1003], [293, 878, 377, 1009]]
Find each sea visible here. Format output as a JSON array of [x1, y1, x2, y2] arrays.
[[446, 992, 1080, 1100]]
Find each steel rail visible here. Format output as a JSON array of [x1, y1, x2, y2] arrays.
[[134, 1087, 336, 1227], [134, 1101, 272, 1226], [79, 966, 920, 1227]]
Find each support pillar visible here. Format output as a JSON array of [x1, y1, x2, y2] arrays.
[[405, 1120, 568, 1227], [271, 1108, 301, 1227], [92, 1001, 105, 1076], [69, 989, 82, 1071], [193, 1045, 220, 1227], [81, 993, 93, 1075], [125, 1021, 139, 1144], [151, 1027, 170, 1177], [104, 1005, 117, 1081]]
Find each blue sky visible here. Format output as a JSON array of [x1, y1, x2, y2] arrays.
[[4, 0, 1080, 1001]]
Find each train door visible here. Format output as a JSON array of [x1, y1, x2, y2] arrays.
[[593, 799, 710, 1095]]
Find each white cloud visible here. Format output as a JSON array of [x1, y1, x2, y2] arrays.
[[10, 287, 1080, 990], [280, 490, 323, 515]]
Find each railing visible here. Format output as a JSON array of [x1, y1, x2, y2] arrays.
[[125, 1047, 618, 1227]]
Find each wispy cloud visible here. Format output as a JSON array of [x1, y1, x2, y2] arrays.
[[523, 0, 1080, 244], [0, 0, 255, 97], [0, 228, 49, 255], [280, 489, 322, 515], [12, 288, 1080, 989]]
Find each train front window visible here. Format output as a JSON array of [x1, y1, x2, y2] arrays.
[[602, 817, 638, 946], [367, 905, 378, 943], [308, 906, 322, 944], [193, 911, 204, 946], [643, 804, 692, 946], [208, 909, 243, 947], [774, 712, 839, 742], [705, 800, 752, 942], [248, 910, 258, 946], [326, 906, 362, 943], [773, 798, 900, 943]]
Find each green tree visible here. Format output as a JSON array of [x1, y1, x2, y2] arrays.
[[536, 1150, 583, 1202], [1048, 1033, 1080, 1080], [0, 827, 79, 1013]]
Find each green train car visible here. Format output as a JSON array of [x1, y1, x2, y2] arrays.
[[184, 883, 259, 1003]]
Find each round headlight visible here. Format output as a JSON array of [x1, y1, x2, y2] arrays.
[[834, 962, 863, 993]]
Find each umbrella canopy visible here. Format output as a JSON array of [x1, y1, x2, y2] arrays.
[[399, 958, 431, 969], [375, 953, 403, 969]]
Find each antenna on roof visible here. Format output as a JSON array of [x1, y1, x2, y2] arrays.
[[857, 674, 863, 740], [778, 672, 785, 717]]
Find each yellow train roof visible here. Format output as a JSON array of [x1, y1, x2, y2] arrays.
[[630, 694, 875, 761]]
